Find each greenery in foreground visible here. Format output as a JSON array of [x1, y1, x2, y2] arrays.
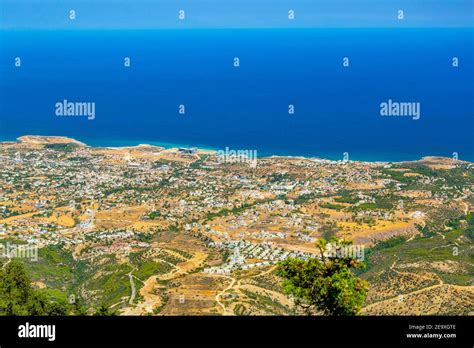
[[276, 238, 368, 316], [2, 212, 471, 316], [0, 259, 114, 316]]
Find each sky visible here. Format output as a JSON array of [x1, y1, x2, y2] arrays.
[[0, 0, 473, 29]]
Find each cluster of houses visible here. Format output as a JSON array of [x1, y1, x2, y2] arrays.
[[204, 240, 318, 274]]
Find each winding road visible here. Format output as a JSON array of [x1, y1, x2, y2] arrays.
[[128, 267, 137, 305]]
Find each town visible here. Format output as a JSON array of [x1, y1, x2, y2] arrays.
[[0, 135, 472, 315]]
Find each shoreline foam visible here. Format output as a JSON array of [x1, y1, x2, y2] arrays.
[[1, 135, 472, 164]]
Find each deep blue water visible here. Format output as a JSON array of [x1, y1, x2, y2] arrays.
[[0, 29, 473, 161]]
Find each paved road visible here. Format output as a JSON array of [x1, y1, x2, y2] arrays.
[[128, 267, 137, 305]]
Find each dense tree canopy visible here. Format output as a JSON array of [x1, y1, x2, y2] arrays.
[[0, 259, 96, 315], [0, 259, 68, 315]]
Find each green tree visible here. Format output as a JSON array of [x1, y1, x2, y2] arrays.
[[0, 259, 69, 315], [0, 259, 33, 315], [93, 304, 116, 316], [276, 238, 368, 316]]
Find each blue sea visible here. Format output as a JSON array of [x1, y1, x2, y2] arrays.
[[0, 28, 473, 162]]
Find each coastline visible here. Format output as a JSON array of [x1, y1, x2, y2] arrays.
[[2, 29, 472, 165], [2, 134, 472, 164]]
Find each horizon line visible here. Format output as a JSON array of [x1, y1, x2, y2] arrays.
[[1, 26, 474, 31]]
